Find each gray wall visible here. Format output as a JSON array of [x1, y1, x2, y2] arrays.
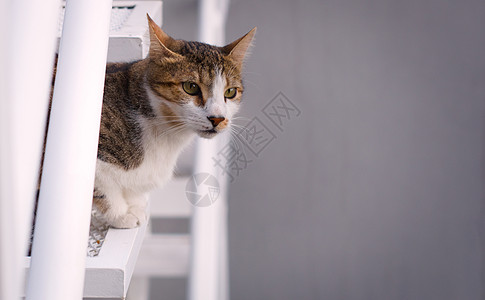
[[159, 0, 485, 299], [225, 0, 485, 300]]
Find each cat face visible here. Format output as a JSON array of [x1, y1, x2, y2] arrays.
[[145, 16, 256, 139]]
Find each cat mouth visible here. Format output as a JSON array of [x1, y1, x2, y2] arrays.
[[197, 129, 218, 138]]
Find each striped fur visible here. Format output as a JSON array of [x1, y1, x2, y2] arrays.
[[88, 16, 256, 228]]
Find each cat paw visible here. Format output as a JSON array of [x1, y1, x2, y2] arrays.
[[107, 208, 147, 229]]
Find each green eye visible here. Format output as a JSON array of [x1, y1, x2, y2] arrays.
[[182, 82, 200, 95], [224, 88, 237, 99]]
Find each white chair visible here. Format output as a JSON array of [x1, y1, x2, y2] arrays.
[[1, 0, 230, 299]]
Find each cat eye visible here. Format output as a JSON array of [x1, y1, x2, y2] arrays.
[[224, 88, 237, 99], [182, 82, 201, 96]]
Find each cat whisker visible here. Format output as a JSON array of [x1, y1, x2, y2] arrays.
[[228, 127, 249, 151], [152, 122, 187, 133], [229, 123, 250, 132], [231, 117, 252, 124], [155, 125, 189, 140], [185, 118, 213, 129], [159, 116, 184, 119], [151, 120, 184, 125], [150, 117, 185, 126]]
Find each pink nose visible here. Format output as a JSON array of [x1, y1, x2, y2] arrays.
[[207, 116, 225, 127]]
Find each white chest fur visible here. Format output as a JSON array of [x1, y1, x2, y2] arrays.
[[95, 120, 194, 195]]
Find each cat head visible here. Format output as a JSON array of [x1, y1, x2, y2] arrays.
[[145, 15, 256, 139]]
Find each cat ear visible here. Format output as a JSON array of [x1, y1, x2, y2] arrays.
[[222, 27, 257, 66], [147, 14, 181, 59]]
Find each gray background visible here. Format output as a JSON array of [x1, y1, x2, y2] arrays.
[[155, 0, 485, 299]]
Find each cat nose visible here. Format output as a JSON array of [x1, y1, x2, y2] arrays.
[[207, 116, 225, 128]]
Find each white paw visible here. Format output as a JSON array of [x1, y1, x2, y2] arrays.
[[107, 207, 147, 229], [108, 213, 140, 229], [130, 205, 148, 224]]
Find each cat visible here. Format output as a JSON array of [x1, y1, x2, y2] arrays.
[[89, 15, 256, 228]]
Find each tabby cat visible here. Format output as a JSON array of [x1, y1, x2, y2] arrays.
[[91, 15, 255, 228]]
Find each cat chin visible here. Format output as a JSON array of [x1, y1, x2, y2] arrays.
[[196, 129, 219, 139]]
